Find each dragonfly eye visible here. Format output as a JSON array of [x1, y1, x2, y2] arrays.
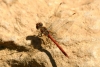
[[36, 22, 43, 29]]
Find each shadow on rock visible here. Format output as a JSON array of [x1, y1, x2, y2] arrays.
[[26, 35, 57, 67], [0, 41, 29, 52]]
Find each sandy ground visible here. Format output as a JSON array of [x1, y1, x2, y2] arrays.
[[0, 0, 100, 67]]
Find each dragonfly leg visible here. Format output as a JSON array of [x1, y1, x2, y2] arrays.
[[41, 38, 45, 45], [46, 37, 53, 48], [38, 32, 42, 37]]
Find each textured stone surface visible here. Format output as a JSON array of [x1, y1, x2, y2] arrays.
[[0, 0, 100, 67]]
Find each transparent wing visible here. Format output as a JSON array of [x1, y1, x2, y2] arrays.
[[46, 16, 74, 44], [48, 18, 74, 32], [44, 3, 75, 44]]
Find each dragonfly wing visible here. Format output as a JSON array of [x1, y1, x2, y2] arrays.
[[47, 17, 74, 44]]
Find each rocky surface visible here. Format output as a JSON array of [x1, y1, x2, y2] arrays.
[[0, 0, 100, 67]]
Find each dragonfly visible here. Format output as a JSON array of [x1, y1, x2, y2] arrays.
[[35, 2, 75, 58], [36, 21, 73, 58]]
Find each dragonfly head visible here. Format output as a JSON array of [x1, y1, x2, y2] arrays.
[[36, 22, 43, 29]]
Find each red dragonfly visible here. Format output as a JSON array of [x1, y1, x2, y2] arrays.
[[36, 22, 70, 58]]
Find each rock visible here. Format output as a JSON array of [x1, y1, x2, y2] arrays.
[[0, 0, 100, 67]]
